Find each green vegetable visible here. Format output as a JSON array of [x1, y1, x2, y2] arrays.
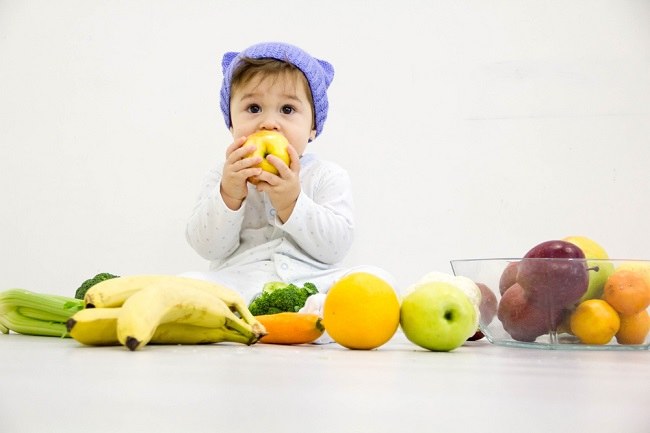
[[248, 281, 318, 316], [0, 289, 84, 337], [75, 272, 119, 300]]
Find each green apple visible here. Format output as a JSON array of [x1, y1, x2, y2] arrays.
[[404, 271, 481, 328], [244, 130, 290, 184], [563, 235, 614, 302], [400, 282, 477, 352]]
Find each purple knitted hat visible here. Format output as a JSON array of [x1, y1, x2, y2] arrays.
[[220, 42, 335, 138]]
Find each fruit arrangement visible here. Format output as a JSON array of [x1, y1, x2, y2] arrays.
[[451, 236, 650, 349], [0, 271, 518, 353], [6, 239, 645, 352]]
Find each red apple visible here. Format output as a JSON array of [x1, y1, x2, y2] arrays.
[[517, 240, 588, 309], [497, 283, 564, 342], [499, 261, 519, 295]]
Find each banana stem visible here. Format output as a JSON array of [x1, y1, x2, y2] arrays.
[[218, 328, 256, 345], [224, 317, 256, 340]]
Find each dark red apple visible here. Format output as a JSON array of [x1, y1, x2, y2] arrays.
[[517, 240, 588, 309]]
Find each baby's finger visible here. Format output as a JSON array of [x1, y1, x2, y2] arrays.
[[287, 145, 301, 172], [255, 169, 281, 187], [233, 155, 263, 171], [265, 154, 288, 172], [228, 145, 258, 165], [225, 136, 247, 156]]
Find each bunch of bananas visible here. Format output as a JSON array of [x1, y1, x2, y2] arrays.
[[67, 275, 267, 351]]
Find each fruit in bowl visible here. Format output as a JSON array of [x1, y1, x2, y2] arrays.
[[563, 235, 615, 302], [517, 240, 589, 310], [497, 282, 566, 342], [450, 237, 650, 349], [498, 261, 519, 295]]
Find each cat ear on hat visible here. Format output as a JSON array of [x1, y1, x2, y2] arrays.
[[222, 52, 239, 73], [317, 59, 335, 86]]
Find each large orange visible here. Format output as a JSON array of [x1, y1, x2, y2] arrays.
[[323, 272, 400, 350], [603, 269, 650, 315]]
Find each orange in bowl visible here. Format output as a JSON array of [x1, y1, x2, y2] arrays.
[[323, 272, 400, 350], [569, 299, 620, 345], [616, 310, 650, 345], [603, 269, 650, 315]]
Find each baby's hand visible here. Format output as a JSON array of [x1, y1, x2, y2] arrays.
[[254, 145, 301, 222], [220, 136, 262, 210]]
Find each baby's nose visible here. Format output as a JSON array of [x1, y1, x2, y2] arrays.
[[259, 113, 280, 130]]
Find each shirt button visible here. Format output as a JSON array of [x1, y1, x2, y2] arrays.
[[281, 263, 289, 270], [270, 209, 276, 217]]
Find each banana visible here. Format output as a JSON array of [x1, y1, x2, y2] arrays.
[[151, 323, 254, 345], [67, 307, 257, 347], [0, 323, 8, 334], [84, 274, 265, 336], [116, 281, 259, 351], [66, 307, 121, 346]]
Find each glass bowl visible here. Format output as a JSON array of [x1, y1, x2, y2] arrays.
[[450, 258, 650, 350]]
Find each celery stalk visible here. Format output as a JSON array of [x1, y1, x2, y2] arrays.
[[18, 306, 74, 323], [0, 309, 69, 337], [0, 289, 84, 337]]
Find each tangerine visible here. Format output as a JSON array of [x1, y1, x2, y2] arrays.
[[569, 299, 620, 345], [616, 309, 650, 345], [603, 269, 650, 315], [323, 272, 400, 350]]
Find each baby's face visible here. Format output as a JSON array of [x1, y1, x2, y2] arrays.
[[230, 72, 315, 156]]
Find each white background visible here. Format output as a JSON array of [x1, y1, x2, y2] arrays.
[[1, 1, 649, 295]]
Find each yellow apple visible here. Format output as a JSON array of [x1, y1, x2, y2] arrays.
[[244, 131, 290, 183], [563, 235, 614, 302]]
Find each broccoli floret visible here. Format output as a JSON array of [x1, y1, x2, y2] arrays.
[[75, 272, 119, 300], [248, 281, 319, 316], [303, 282, 318, 296]]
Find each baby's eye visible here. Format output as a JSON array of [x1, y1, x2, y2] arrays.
[[281, 105, 295, 115], [247, 104, 261, 114]]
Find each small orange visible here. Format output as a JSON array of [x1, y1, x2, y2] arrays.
[[616, 309, 650, 345], [569, 299, 620, 345], [323, 272, 400, 350], [603, 269, 650, 315]]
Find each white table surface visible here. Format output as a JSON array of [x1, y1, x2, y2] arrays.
[[1, 331, 648, 433]]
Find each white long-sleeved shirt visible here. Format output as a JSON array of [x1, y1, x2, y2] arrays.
[[185, 153, 354, 283]]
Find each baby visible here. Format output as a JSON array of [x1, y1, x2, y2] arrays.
[[183, 42, 394, 305]]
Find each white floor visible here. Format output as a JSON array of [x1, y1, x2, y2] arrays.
[[1, 332, 648, 433]]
